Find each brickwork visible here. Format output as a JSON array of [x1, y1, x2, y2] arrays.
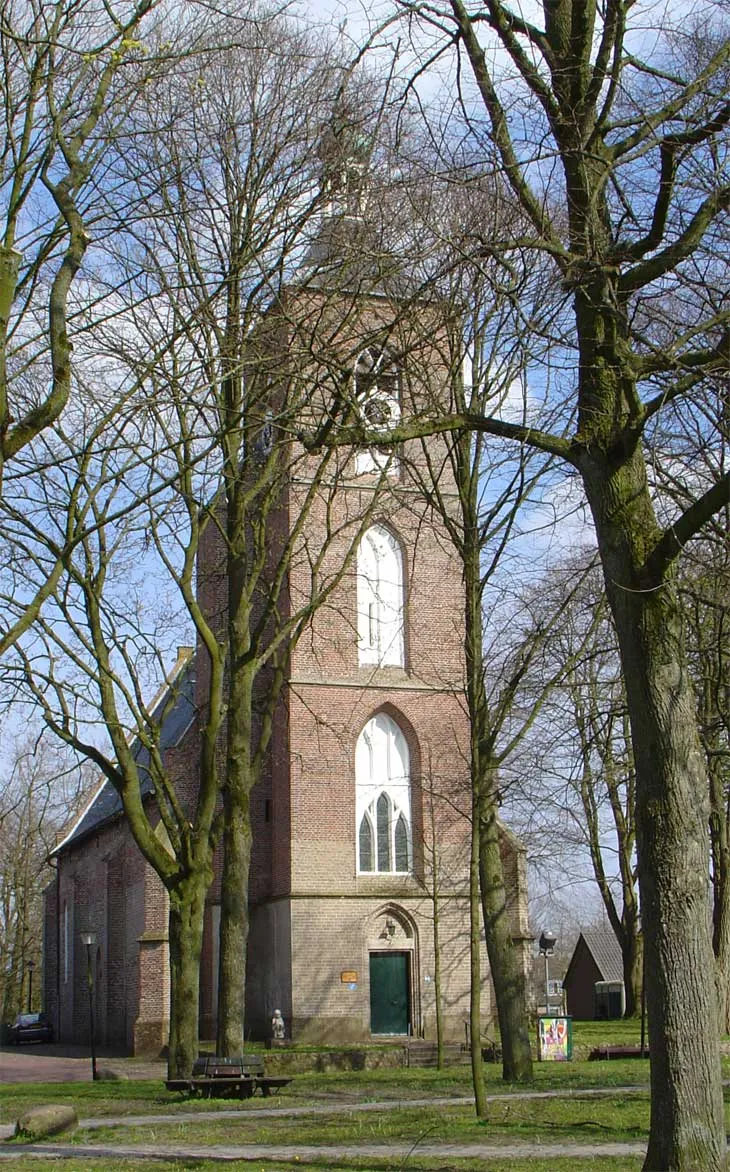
[[283, 895, 489, 1043], [50, 816, 176, 1056], [42, 880, 58, 1032], [236, 289, 527, 1042], [46, 282, 530, 1053]]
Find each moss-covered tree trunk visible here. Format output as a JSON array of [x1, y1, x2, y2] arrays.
[[476, 792, 532, 1081], [698, 590, 730, 1034], [469, 785, 487, 1118], [621, 910, 643, 1021], [216, 660, 255, 1056], [462, 466, 533, 1084], [167, 874, 209, 1078], [709, 751, 730, 1035], [214, 264, 255, 1057], [426, 789, 445, 1068], [578, 322, 725, 1168]]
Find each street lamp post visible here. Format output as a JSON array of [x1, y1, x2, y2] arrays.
[[80, 932, 97, 1081], [538, 931, 557, 1014], [26, 960, 35, 1013]]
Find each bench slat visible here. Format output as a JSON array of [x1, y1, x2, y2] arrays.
[[165, 1075, 292, 1099]]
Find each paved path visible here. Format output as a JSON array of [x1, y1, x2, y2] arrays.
[[0, 1137, 647, 1162], [0, 1046, 165, 1085]]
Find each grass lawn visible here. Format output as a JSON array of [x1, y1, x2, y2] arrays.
[[0, 1066, 651, 1171], [0, 1161, 645, 1171], [74, 1088, 652, 1143], [0, 1058, 654, 1122], [1, 1021, 725, 1171]]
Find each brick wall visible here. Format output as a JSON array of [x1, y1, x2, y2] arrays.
[[47, 282, 530, 1053]]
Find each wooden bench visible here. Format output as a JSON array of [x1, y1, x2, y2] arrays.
[[588, 1045, 649, 1060], [165, 1054, 292, 1099]]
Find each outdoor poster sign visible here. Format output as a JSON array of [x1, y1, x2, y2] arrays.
[[537, 1015, 572, 1061]]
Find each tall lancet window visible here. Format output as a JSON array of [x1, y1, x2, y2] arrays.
[[356, 713, 411, 874], [357, 525, 404, 667]]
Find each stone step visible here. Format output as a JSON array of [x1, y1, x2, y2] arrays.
[[406, 1043, 468, 1067]]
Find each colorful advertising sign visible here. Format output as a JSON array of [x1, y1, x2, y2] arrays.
[[537, 1015, 572, 1061]]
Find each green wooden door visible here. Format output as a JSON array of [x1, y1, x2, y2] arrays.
[[369, 951, 410, 1035]]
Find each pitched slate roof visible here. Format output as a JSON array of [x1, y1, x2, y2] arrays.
[[575, 931, 624, 983], [52, 656, 195, 856]]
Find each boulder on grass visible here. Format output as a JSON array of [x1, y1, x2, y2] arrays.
[[95, 1067, 129, 1081], [15, 1104, 78, 1141]]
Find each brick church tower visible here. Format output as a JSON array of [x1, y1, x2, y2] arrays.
[[194, 187, 531, 1043], [241, 311, 481, 1042], [44, 130, 530, 1052]]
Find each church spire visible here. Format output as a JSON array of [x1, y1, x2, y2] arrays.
[[317, 97, 371, 221], [301, 96, 373, 277]]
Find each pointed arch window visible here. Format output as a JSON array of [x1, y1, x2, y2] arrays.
[[356, 713, 411, 874], [357, 525, 404, 667]]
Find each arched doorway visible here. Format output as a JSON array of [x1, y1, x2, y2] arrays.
[[368, 906, 418, 1036]]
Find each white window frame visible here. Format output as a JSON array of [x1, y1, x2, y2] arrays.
[[357, 525, 404, 667], [356, 713, 412, 874]]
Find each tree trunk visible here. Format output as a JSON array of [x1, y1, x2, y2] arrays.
[[462, 484, 533, 1084], [216, 650, 255, 1056], [477, 791, 533, 1082], [216, 780, 253, 1055], [469, 786, 487, 1118], [167, 876, 207, 1079], [581, 444, 726, 1171], [621, 916, 643, 1020], [428, 794, 445, 1068], [215, 553, 258, 1059], [709, 751, 730, 1034]]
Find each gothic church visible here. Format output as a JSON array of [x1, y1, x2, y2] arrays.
[[43, 160, 530, 1053]]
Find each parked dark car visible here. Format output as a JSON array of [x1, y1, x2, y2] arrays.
[[7, 1012, 54, 1044]]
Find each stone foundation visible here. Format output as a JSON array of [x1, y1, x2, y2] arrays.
[[132, 1018, 169, 1057]]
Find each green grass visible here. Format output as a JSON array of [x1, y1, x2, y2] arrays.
[[2, 1021, 725, 1171], [0, 1059, 655, 1124], [0, 1068, 653, 1172], [0, 1161, 645, 1171], [77, 1090, 652, 1146]]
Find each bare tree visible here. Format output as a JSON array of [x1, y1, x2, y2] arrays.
[[528, 573, 643, 1017], [0, 0, 160, 652], [0, 729, 90, 1024], [355, 2, 730, 1163], [385, 171, 590, 1093], [8, 12, 410, 1072], [106, 20, 413, 1058]]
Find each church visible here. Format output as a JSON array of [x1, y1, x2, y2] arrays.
[[43, 142, 531, 1055]]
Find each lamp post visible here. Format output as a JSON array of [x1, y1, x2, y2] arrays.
[[538, 930, 557, 1014], [26, 959, 35, 1012], [80, 932, 97, 1081]]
